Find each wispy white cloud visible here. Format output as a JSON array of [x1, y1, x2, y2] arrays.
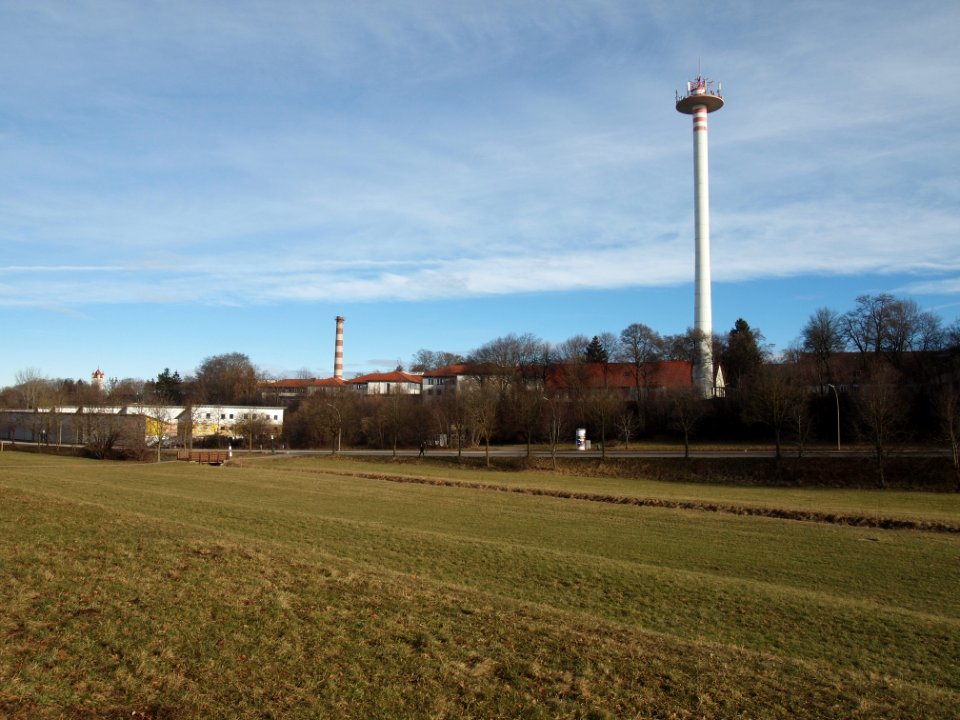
[[0, 0, 958, 314], [0, 265, 127, 273], [899, 278, 960, 296]]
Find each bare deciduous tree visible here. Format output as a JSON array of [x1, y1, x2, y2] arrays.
[[801, 307, 845, 389], [195, 352, 261, 405], [463, 379, 498, 467], [81, 408, 127, 460], [665, 387, 707, 459], [409, 349, 465, 373], [843, 294, 943, 361], [615, 405, 642, 451], [440, 382, 470, 463], [617, 323, 664, 393], [743, 365, 807, 461], [937, 384, 960, 492], [542, 391, 567, 470], [555, 335, 591, 362], [515, 385, 545, 462], [856, 360, 905, 488], [234, 410, 273, 452], [14, 368, 51, 409], [588, 381, 623, 462]]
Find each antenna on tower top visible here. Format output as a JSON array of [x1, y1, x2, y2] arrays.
[[676, 64, 723, 112]]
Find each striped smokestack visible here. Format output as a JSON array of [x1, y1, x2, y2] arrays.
[[334, 316, 345, 380]]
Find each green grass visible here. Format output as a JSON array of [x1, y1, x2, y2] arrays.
[[250, 454, 960, 527], [1, 451, 958, 718]]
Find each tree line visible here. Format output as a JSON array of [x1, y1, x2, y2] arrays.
[[3, 293, 959, 487], [2, 352, 263, 410]]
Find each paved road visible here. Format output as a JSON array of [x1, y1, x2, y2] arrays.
[[243, 447, 891, 460], [3, 441, 943, 461]]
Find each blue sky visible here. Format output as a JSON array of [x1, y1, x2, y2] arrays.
[[1, 1, 958, 387]]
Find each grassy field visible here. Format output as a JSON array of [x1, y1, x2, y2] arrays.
[[256, 455, 960, 527], [1, 452, 958, 718]]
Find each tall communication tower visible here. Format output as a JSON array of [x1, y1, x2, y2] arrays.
[[676, 71, 723, 397]]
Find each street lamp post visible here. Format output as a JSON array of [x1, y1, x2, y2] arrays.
[[827, 384, 840, 451]]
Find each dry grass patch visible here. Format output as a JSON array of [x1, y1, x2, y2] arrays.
[[1, 452, 958, 718]]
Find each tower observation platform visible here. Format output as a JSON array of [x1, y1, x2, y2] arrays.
[[675, 76, 724, 114]]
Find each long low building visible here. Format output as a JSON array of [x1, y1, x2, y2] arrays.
[[349, 371, 423, 395], [0, 408, 148, 446], [0, 404, 284, 446], [180, 405, 284, 439]]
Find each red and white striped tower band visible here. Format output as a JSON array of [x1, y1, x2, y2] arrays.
[[676, 73, 723, 398], [334, 316, 345, 381]]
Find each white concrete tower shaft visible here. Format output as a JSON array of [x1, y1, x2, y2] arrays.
[[334, 316, 345, 380], [676, 75, 723, 397]]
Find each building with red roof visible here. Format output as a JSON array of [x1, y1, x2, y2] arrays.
[[259, 377, 346, 405], [349, 371, 423, 395], [544, 361, 708, 399]]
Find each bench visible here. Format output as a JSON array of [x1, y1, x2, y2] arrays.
[[177, 449, 230, 465]]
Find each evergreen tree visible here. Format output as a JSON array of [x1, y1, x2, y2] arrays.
[[154, 368, 184, 403], [721, 319, 767, 390], [584, 336, 609, 363]]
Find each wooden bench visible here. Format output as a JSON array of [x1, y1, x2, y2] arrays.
[[177, 449, 230, 465]]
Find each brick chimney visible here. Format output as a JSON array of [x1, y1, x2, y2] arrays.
[[334, 316, 344, 380]]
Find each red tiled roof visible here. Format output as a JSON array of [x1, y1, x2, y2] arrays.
[[350, 371, 423, 385], [546, 361, 692, 390], [647, 361, 695, 388], [422, 362, 513, 378], [260, 377, 346, 389], [422, 364, 473, 378]]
